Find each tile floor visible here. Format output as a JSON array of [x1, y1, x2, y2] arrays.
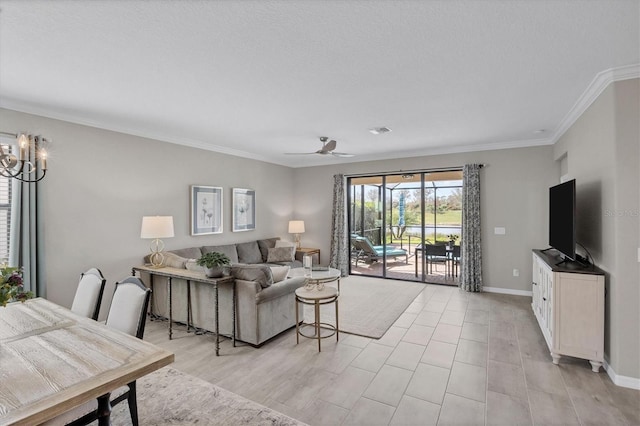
[[145, 282, 640, 426]]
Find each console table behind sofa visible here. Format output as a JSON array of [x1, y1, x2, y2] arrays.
[[138, 237, 306, 346]]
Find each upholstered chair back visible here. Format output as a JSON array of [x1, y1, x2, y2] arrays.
[[71, 268, 106, 320], [106, 277, 151, 339]]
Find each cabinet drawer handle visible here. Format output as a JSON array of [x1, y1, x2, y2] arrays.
[[532, 282, 537, 285], [543, 297, 547, 301]]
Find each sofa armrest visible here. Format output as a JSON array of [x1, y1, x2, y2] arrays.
[[235, 279, 262, 298]]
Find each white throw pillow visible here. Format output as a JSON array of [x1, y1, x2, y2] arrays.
[[270, 266, 290, 283], [275, 240, 296, 248]]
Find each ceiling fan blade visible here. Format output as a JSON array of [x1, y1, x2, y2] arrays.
[[323, 139, 337, 152], [331, 152, 355, 158], [284, 152, 317, 155]]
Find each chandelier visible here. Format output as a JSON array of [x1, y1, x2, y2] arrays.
[[0, 131, 48, 183]]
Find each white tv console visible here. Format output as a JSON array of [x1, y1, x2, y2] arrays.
[[532, 249, 605, 372]]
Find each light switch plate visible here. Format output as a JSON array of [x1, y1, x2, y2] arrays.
[[494, 227, 506, 235]]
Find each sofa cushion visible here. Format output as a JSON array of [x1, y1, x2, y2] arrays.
[[168, 247, 203, 260], [163, 252, 188, 269], [269, 266, 290, 283], [201, 244, 239, 264], [231, 264, 273, 288], [236, 241, 263, 264], [255, 276, 306, 304], [267, 246, 295, 263], [257, 237, 280, 262]]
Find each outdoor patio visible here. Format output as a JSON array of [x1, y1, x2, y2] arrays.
[[350, 241, 460, 286]]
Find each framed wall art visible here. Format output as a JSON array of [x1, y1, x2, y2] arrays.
[[232, 188, 256, 232], [190, 185, 223, 235]]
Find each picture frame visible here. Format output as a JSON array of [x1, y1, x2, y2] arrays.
[[232, 188, 256, 232], [190, 185, 223, 235]]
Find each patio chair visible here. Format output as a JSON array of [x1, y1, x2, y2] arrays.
[[414, 243, 449, 276], [352, 237, 408, 266]]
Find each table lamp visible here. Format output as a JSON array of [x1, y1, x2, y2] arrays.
[[288, 220, 305, 248], [141, 216, 175, 267]]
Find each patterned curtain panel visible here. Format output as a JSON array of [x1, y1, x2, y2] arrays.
[[460, 164, 483, 292], [329, 174, 348, 276]]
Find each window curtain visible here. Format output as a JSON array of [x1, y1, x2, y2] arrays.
[[9, 174, 44, 297], [329, 174, 348, 276], [460, 164, 482, 292]]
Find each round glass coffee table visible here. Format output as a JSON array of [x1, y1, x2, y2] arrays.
[[288, 267, 342, 291], [295, 285, 339, 352]]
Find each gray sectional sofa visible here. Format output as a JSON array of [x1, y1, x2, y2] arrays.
[[142, 237, 306, 346]]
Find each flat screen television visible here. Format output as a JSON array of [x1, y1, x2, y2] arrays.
[[549, 179, 576, 261]]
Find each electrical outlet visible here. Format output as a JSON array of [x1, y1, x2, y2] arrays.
[[513, 269, 520, 277], [494, 227, 506, 235]]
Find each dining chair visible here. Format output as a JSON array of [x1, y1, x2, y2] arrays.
[[70, 268, 106, 320], [63, 277, 151, 426]]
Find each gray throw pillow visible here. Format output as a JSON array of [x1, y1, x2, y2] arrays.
[[257, 237, 280, 262], [201, 244, 239, 264], [267, 246, 295, 263], [231, 265, 274, 288]]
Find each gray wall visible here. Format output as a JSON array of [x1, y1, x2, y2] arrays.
[[292, 146, 557, 293], [554, 78, 640, 380], [0, 108, 295, 319]]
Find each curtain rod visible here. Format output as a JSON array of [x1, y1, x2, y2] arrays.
[[343, 164, 485, 178], [0, 131, 18, 138]]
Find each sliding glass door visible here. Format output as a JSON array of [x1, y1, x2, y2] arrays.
[[348, 170, 462, 285]]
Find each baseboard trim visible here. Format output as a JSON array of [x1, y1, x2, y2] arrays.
[[604, 361, 640, 390], [483, 286, 532, 297]]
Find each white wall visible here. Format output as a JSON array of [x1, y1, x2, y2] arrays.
[[0, 108, 295, 319], [554, 78, 640, 382], [292, 145, 557, 294]]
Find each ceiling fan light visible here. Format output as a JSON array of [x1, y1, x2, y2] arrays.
[[369, 127, 392, 135]]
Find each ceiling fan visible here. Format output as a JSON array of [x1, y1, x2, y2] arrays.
[[285, 136, 355, 158]]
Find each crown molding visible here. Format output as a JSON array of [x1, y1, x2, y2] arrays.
[[551, 64, 640, 144], [0, 98, 277, 165]]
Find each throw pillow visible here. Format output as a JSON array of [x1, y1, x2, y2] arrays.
[[185, 259, 203, 272], [257, 237, 280, 262], [270, 266, 290, 283], [267, 246, 295, 263], [163, 252, 188, 269], [231, 265, 274, 288]]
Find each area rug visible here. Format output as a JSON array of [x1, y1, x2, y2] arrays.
[[109, 367, 307, 425], [303, 275, 425, 339]]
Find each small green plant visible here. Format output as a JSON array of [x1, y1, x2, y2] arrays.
[[196, 252, 231, 268], [1, 266, 33, 307], [446, 234, 459, 243]]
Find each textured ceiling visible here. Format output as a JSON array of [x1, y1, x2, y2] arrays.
[[0, 0, 638, 167]]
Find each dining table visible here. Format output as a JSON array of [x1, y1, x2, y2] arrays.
[[0, 298, 174, 425]]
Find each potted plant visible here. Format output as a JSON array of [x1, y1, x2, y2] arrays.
[[196, 252, 231, 278], [446, 234, 459, 247], [1, 266, 33, 307]]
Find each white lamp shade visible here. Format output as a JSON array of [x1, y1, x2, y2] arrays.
[[288, 220, 305, 234], [141, 216, 175, 239]]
